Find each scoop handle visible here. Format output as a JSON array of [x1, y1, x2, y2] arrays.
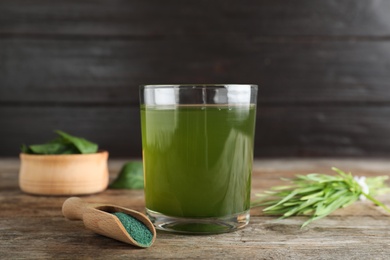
[[62, 197, 94, 220]]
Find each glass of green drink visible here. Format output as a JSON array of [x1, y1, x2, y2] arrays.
[[140, 84, 258, 234]]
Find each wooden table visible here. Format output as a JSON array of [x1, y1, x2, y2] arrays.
[[1, 158, 390, 259]]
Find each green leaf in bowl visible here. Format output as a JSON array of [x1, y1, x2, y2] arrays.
[[21, 130, 99, 155], [28, 143, 75, 155], [55, 130, 98, 154]]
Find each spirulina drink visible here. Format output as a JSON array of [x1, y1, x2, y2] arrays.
[[141, 104, 256, 218]]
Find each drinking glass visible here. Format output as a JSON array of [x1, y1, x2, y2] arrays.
[[140, 84, 258, 234]]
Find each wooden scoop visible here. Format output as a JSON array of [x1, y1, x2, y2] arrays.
[[62, 197, 156, 248]]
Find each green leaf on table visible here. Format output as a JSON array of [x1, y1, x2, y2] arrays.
[[109, 161, 144, 189]]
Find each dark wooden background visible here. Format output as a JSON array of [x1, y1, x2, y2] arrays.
[[1, 0, 390, 158]]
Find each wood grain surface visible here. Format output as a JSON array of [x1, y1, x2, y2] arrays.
[[2, 0, 390, 157], [1, 158, 390, 259]]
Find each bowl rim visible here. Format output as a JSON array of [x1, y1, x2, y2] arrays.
[[19, 150, 108, 159]]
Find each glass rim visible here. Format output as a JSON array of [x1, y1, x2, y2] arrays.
[[140, 84, 258, 89], [140, 84, 258, 106]]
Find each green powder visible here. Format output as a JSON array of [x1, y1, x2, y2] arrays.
[[112, 212, 153, 247]]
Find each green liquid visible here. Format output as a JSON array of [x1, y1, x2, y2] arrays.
[[141, 105, 256, 218]]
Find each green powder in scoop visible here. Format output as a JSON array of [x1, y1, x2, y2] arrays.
[[112, 212, 153, 247]]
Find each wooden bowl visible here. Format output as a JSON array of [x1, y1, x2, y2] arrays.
[[19, 151, 109, 195]]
